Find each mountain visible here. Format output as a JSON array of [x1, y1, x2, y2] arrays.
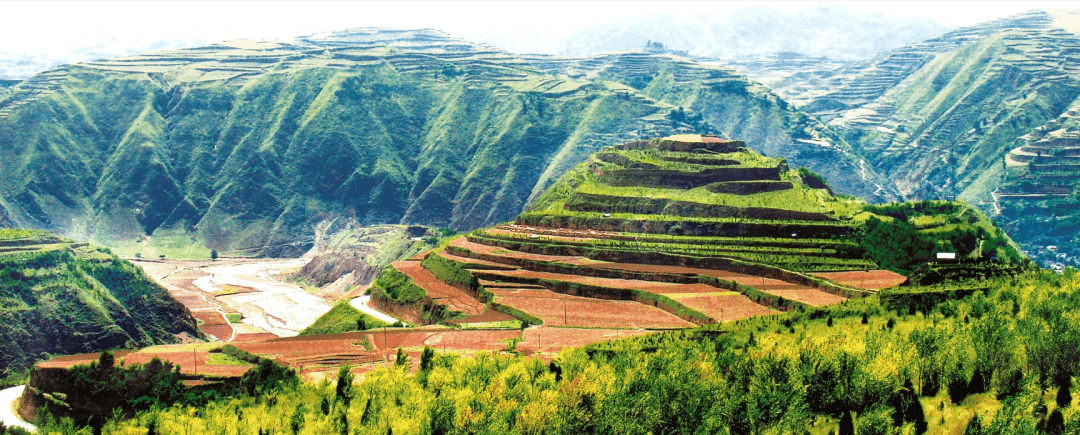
[[0, 28, 896, 256], [0, 228, 201, 375], [732, 9, 1080, 267]]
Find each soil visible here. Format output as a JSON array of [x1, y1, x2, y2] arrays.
[[812, 270, 908, 290], [392, 260, 487, 316], [489, 287, 694, 329]]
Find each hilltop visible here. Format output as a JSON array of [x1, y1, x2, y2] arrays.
[[0, 228, 201, 375], [0, 28, 895, 256]]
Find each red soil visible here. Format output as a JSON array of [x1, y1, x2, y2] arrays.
[[757, 289, 846, 306], [200, 325, 233, 342], [518, 326, 655, 355], [391, 260, 486, 316], [436, 251, 517, 270], [450, 238, 586, 264], [446, 308, 517, 325], [230, 333, 279, 343], [813, 270, 907, 290], [670, 293, 776, 322], [37, 348, 251, 377], [192, 310, 227, 325], [490, 287, 694, 329]]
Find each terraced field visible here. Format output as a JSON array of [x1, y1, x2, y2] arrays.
[[359, 136, 907, 341]]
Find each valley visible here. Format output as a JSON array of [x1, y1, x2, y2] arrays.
[[4, 8, 1080, 434]]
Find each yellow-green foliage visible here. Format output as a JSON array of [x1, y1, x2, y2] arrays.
[[42, 271, 1080, 435]]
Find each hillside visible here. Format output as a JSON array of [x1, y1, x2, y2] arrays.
[[336, 136, 1020, 340], [0, 228, 201, 375], [0, 28, 896, 256], [731, 9, 1080, 265]]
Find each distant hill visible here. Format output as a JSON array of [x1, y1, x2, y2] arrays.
[[0, 28, 896, 256], [732, 9, 1080, 267], [463, 6, 949, 61], [0, 228, 201, 375]]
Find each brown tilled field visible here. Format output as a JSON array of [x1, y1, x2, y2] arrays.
[[756, 288, 847, 306], [450, 238, 587, 264], [668, 293, 776, 322], [813, 270, 907, 290], [38, 346, 252, 378], [447, 308, 517, 325], [489, 287, 694, 329], [519, 326, 655, 355], [392, 260, 487, 316], [435, 251, 517, 270]]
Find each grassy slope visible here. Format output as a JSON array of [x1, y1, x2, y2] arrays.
[[0, 38, 892, 256], [0, 231, 201, 374]]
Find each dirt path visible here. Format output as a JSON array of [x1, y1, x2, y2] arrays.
[[0, 385, 34, 432], [349, 295, 399, 324]]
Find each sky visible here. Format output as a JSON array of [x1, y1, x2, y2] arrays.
[[2, 1, 1080, 68]]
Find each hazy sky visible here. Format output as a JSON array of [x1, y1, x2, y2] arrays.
[[2, 1, 1080, 60]]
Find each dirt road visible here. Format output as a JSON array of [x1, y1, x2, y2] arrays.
[[0, 385, 34, 432]]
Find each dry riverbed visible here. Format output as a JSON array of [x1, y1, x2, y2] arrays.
[[133, 257, 332, 340]]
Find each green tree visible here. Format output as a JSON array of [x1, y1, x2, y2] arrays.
[[336, 365, 353, 407]]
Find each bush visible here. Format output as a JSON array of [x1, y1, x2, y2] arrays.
[[239, 359, 297, 396]]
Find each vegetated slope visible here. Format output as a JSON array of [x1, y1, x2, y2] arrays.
[[0, 28, 894, 256], [996, 124, 1080, 270], [351, 135, 1019, 339], [733, 8, 1080, 267], [0, 228, 201, 375]]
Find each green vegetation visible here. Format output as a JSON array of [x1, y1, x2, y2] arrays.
[[0, 29, 895, 257], [34, 270, 1080, 434], [299, 301, 390, 336], [371, 266, 426, 304], [0, 232, 200, 375]]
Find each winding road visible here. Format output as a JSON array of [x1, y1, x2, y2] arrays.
[[0, 385, 35, 432], [349, 295, 399, 324]]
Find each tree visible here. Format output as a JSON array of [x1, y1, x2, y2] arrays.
[[98, 350, 115, 369], [336, 365, 353, 407], [964, 414, 983, 435], [395, 348, 409, 367], [838, 411, 855, 435], [1057, 377, 1072, 408], [420, 347, 435, 371]]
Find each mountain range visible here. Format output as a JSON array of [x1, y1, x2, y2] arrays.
[[0, 9, 1078, 266]]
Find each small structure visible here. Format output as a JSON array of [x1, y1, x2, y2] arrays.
[[936, 252, 957, 261]]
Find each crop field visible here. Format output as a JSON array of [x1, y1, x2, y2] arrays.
[[38, 345, 253, 378], [518, 326, 655, 355], [488, 287, 694, 328], [391, 260, 487, 315], [661, 293, 776, 321], [813, 270, 908, 289]]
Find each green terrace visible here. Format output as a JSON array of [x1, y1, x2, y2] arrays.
[[467, 230, 876, 273]]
